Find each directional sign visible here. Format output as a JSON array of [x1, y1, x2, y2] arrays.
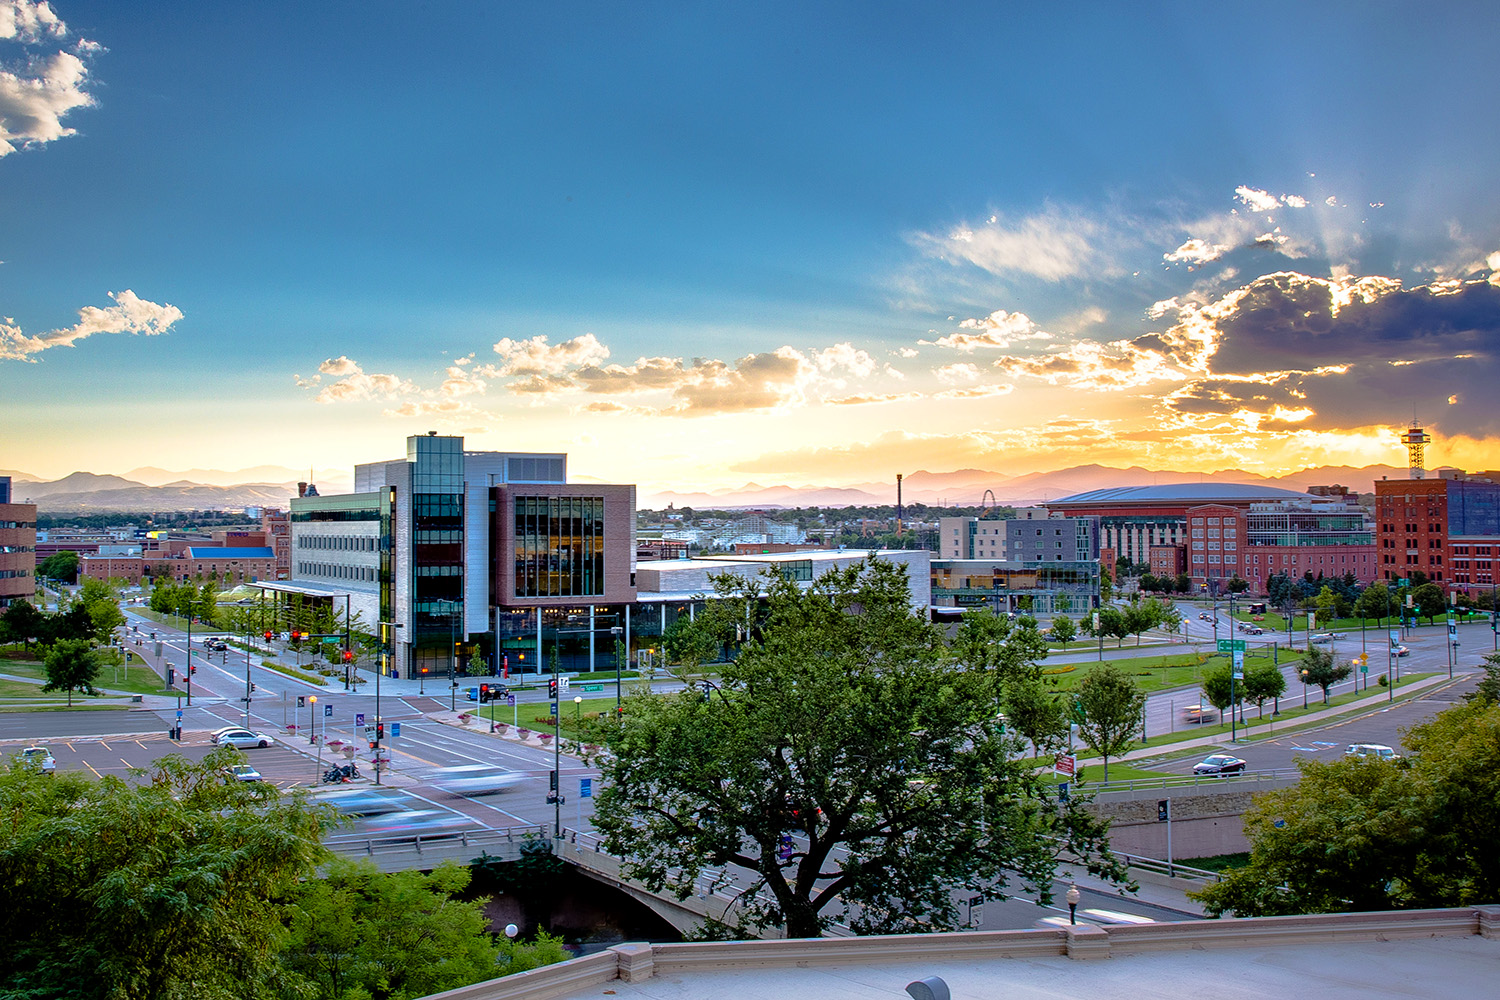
[[1217, 639, 1246, 653], [506, 693, 516, 707], [559, 676, 571, 693], [1054, 754, 1076, 777], [355, 712, 366, 726], [580, 777, 592, 799], [176, 709, 183, 719], [391, 722, 401, 738]]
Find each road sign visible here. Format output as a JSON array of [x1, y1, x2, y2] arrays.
[[777, 835, 794, 860], [1055, 754, 1076, 777], [1217, 639, 1246, 653], [1389, 629, 1401, 650], [559, 676, 571, 693], [549, 700, 559, 717], [1399, 578, 1410, 587], [355, 712, 365, 726], [176, 709, 183, 719], [506, 693, 516, 706], [324, 703, 332, 717], [580, 777, 592, 798], [391, 722, 401, 737], [581, 684, 604, 692], [1232, 648, 1245, 679]]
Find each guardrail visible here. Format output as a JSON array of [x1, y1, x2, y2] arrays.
[[1091, 768, 1300, 795], [324, 824, 551, 871]]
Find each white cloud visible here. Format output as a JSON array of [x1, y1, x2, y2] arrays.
[[0, 2, 100, 158], [1164, 238, 1229, 265], [934, 362, 981, 384], [913, 206, 1100, 281], [0, 289, 183, 361], [0, 0, 63, 41], [318, 355, 360, 376], [484, 332, 609, 377], [1282, 194, 1309, 208], [1234, 186, 1281, 213], [895, 347, 918, 358], [308, 357, 415, 404], [934, 383, 1014, 399], [927, 309, 1051, 351], [813, 342, 877, 377]]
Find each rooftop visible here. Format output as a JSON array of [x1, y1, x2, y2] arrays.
[[1051, 483, 1310, 505]]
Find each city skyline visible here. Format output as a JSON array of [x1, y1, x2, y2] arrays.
[[3, 2, 1499, 492]]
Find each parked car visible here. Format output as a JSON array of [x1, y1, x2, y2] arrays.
[[1193, 753, 1247, 774], [18, 746, 55, 773], [213, 729, 272, 749], [223, 764, 262, 782], [1345, 744, 1399, 761]]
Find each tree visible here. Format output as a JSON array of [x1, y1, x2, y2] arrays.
[[1, 599, 45, 649], [1095, 606, 1130, 647], [1468, 652, 1500, 705], [1242, 660, 1287, 718], [1173, 572, 1190, 594], [1000, 674, 1069, 755], [1048, 614, 1077, 645], [663, 615, 719, 677], [590, 557, 1125, 938], [36, 550, 80, 584], [1357, 581, 1393, 624], [78, 577, 126, 645], [1266, 572, 1296, 607], [1199, 662, 1244, 723], [950, 607, 1047, 684], [279, 857, 528, 998], [0, 747, 328, 999], [42, 638, 102, 706], [1227, 576, 1249, 593], [1073, 663, 1147, 782], [1299, 645, 1351, 704], [1194, 698, 1500, 916], [1411, 582, 1445, 623]]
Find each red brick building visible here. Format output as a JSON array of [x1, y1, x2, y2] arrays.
[[1374, 472, 1500, 589], [0, 477, 37, 608]]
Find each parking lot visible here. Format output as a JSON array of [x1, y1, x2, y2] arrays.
[[3, 733, 325, 789]]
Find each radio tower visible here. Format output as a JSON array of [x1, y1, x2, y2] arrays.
[[895, 473, 904, 536], [1401, 421, 1431, 480]]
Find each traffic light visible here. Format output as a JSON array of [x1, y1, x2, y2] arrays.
[[264, 630, 273, 641], [341, 648, 353, 662], [548, 678, 558, 700], [479, 683, 491, 703], [376, 723, 385, 741], [297, 695, 306, 708]]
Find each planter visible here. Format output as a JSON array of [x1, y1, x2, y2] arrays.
[[458, 714, 472, 725], [494, 723, 509, 734], [517, 728, 532, 740], [539, 733, 554, 745]]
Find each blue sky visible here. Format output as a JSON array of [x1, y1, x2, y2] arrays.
[[4, 1, 1500, 491]]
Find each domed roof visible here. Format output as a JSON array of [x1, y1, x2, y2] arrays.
[[1051, 483, 1311, 505]]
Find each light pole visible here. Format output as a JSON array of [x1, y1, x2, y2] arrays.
[[1066, 884, 1080, 925], [341, 592, 352, 690], [309, 695, 320, 781], [611, 624, 623, 717], [375, 621, 402, 786], [573, 694, 582, 735], [1300, 668, 1308, 709]]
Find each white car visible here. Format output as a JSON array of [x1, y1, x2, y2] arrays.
[[1310, 632, 1336, 644], [1346, 743, 1399, 761], [19, 746, 55, 773], [431, 764, 526, 796], [224, 764, 263, 782], [213, 729, 273, 749]]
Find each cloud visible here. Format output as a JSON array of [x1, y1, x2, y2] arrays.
[[485, 332, 609, 377], [1234, 186, 1282, 213], [912, 206, 1101, 281], [1164, 238, 1230, 266], [382, 398, 487, 420], [934, 383, 1014, 399], [307, 357, 415, 403], [0, 1, 100, 157], [812, 342, 877, 377], [826, 391, 924, 406], [671, 348, 815, 415], [934, 362, 981, 384], [0, 289, 183, 361], [927, 309, 1052, 351]]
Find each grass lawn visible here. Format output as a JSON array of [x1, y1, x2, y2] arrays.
[[1037, 648, 1307, 698], [1, 649, 166, 695]]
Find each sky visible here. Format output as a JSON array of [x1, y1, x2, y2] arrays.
[[3, 1, 1500, 494]]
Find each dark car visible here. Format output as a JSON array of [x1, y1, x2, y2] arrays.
[[1192, 753, 1247, 774]]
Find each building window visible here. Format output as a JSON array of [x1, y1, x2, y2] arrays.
[[514, 495, 606, 598]]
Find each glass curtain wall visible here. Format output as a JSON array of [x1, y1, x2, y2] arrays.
[[410, 436, 464, 678]]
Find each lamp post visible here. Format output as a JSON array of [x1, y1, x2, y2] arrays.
[[573, 694, 582, 734], [1300, 668, 1308, 709], [341, 592, 352, 691], [309, 695, 319, 781], [611, 624, 624, 717], [1066, 883, 1081, 925], [375, 620, 402, 786]]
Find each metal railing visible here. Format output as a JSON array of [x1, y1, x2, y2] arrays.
[[1091, 767, 1300, 795]]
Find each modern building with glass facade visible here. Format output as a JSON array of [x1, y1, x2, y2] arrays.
[[929, 558, 1100, 616]]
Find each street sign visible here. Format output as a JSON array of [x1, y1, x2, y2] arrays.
[[549, 700, 559, 717], [1217, 639, 1246, 653], [1389, 629, 1401, 650], [506, 693, 516, 706], [1055, 754, 1076, 777], [355, 712, 366, 726], [323, 704, 332, 717], [1232, 648, 1245, 679], [580, 777, 592, 798], [581, 684, 604, 692], [176, 709, 183, 719], [559, 676, 571, 693], [391, 722, 401, 738]]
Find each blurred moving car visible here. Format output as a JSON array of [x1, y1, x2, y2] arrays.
[[1310, 632, 1336, 643], [19, 746, 55, 773], [1396, 645, 1411, 657], [1082, 908, 1155, 924], [351, 809, 480, 838], [1179, 705, 1219, 725], [431, 764, 526, 796], [1192, 753, 1247, 774], [224, 764, 262, 782], [311, 788, 413, 816], [1345, 743, 1399, 761], [213, 728, 272, 749]]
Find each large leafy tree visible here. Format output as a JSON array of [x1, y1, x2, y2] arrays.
[[279, 857, 520, 998], [1242, 659, 1287, 718], [1199, 662, 1243, 722], [1047, 613, 1077, 645], [0, 748, 329, 999], [36, 550, 80, 584], [1, 599, 45, 649], [42, 637, 103, 706], [590, 557, 1124, 938], [1194, 698, 1500, 916], [1356, 581, 1393, 624], [78, 577, 126, 645], [1073, 663, 1147, 781], [1411, 582, 1446, 623], [950, 606, 1047, 682]]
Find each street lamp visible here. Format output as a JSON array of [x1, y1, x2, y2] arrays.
[[611, 624, 624, 717], [573, 694, 583, 733], [1066, 884, 1081, 925], [309, 695, 320, 781], [1300, 668, 1308, 709]]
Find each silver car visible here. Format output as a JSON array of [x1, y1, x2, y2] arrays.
[[213, 729, 273, 749], [431, 764, 526, 796]]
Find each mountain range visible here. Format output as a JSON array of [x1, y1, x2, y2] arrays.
[[0, 463, 1420, 514]]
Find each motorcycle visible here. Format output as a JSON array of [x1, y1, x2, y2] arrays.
[[321, 763, 361, 784]]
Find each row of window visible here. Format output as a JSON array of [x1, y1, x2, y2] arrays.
[[0, 569, 30, 579], [296, 562, 378, 581], [0, 545, 33, 553], [0, 520, 34, 530], [297, 534, 379, 552]]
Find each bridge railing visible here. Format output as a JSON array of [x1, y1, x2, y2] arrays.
[[1091, 768, 1301, 796]]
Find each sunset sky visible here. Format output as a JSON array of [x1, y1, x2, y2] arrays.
[[3, 1, 1498, 494]]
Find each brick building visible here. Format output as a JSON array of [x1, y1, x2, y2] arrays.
[[1374, 472, 1500, 589], [0, 477, 37, 608]]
